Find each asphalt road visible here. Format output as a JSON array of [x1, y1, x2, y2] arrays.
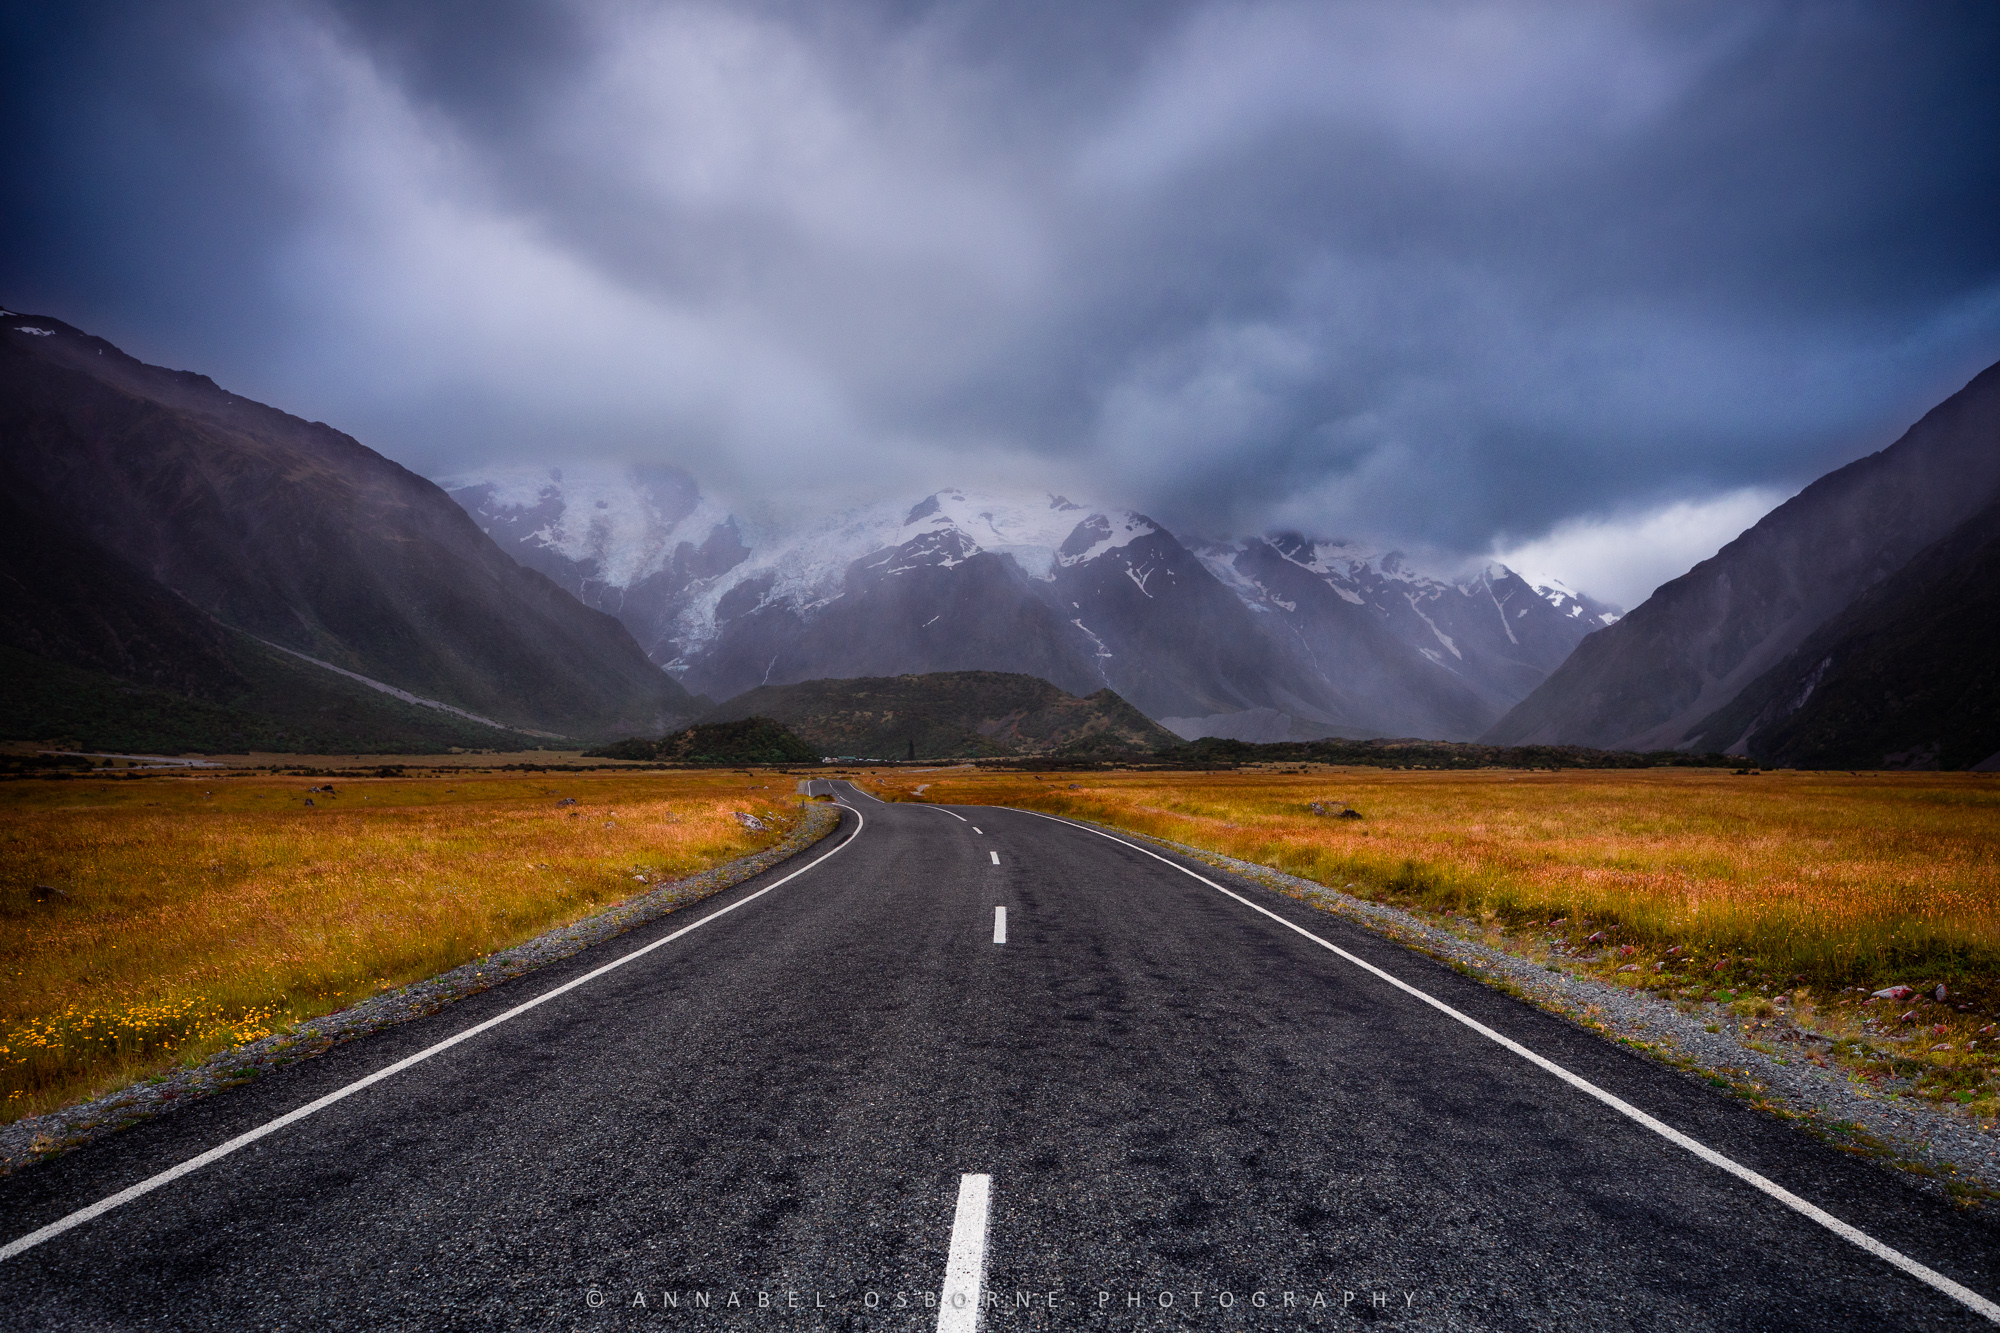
[[2, 781, 1996, 1330]]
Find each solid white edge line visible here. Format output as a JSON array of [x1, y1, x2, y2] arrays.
[[0, 798, 868, 1266], [936, 1172, 992, 1333], [993, 906, 1007, 945], [1014, 808, 2000, 1325]]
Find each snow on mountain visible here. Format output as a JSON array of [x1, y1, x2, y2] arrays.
[[1507, 569, 1623, 624], [663, 488, 1154, 664], [442, 463, 1618, 739], [1197, 536, 1618, 642], [438, 462, 736, 591], [1188, 533, 1618, 722]]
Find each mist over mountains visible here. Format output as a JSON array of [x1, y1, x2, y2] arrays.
[[1, 301, 1991, 770], [444, 467, 1617, 743]]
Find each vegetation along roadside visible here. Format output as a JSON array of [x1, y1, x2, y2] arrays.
[[1, 767, 816, 1124]]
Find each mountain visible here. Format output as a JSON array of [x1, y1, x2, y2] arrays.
[[1484, 359, 2000, 754], [1185, 535, 1616, 740], [699, 671, 1182, 759], [0, 307, 698, 749], [445, 468, 1616, 741], [1681, 493, 2000, 769]]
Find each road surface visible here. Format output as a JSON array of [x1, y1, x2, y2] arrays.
[[2, 781, 1995, 1329]]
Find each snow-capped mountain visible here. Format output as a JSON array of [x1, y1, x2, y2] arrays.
[[443, 465, 1618, 740], [1191, 535, 1620, 731]]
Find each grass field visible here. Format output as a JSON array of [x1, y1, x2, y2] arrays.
[[872, 765, 2000, 1108], [1, 768, 807, 1122]]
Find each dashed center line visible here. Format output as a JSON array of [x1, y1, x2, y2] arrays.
[[972, 827, 983, 835], [936, 1173, 991, 1333], [993, 906, 1007, 944], [989, 850, 999, 865]]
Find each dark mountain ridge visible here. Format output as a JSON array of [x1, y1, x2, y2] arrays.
[[1683, 492, 2000, 770], [1484, 358, 2000, 754], [0, 308, 698, 747]]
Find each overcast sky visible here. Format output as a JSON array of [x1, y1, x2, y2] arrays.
[[5, 1, 1998, 607]]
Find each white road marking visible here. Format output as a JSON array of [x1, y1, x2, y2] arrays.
[[994, 906, 1007, 944], [0, 801, 869, 1265], [989, 850, 1000, 865], [921, 804, 969, 823], [1016, 809, 2000, 1326], [972, 827, 983, 835], [936, 1173, 992, 1333]]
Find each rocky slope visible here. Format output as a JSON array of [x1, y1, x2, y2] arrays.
[[698, 671, 1181, 760], [0, 307, 698, 747], [1484, 358, 2000, 753], [446, 469, 1616, 741]]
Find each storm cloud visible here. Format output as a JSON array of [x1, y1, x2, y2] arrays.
[[5, 0, 1998, 606]]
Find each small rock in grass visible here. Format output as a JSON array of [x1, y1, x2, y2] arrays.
[[1586, 930, 1607, 944], [1873, 985, 1914, 1001], [1899, 1010, 1920, 1022], [1617, 964, 1638, 973], [1935, 983, 1949, 1003], [1931, 1043, 1953, 1052]]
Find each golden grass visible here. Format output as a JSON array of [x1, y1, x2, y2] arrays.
[[1, 769, 805, 1121], [875, 767, 2000, 983]]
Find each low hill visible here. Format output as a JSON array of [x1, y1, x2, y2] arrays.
[[586, 717, 818, 765], [700, 671, 1181, 760]]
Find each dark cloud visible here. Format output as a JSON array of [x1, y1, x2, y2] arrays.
[[4, 0, 1997, 600]]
